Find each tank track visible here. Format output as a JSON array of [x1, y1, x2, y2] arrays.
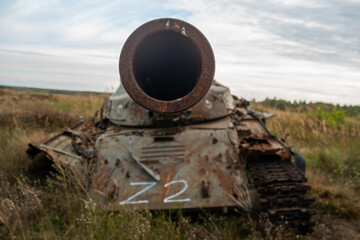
[[247, 159, 316, 234]]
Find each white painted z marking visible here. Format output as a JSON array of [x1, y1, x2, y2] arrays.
[[164, 180, 190, 203], [119, 182, 156, 205]]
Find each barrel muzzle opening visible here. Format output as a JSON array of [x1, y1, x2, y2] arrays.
[[120, 18, 215, 113]]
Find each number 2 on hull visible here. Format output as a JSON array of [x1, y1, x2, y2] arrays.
[[164, 180, 190, 203], [119, 180, 190, 205]]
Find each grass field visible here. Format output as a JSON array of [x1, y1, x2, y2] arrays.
[[0, 87, 359, 239]]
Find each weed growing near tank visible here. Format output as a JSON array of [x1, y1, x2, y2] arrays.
[[0, 87, 359, 239], [316, 107, 346, 127]]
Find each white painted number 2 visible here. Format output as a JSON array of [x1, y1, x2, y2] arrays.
[[164, 180, 190, 203], [119, 180, 190, 205]]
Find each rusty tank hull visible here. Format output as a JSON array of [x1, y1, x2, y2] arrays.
[[27, 18, 315, 233]]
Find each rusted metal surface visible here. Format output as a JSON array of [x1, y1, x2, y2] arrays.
[[108, 81, 234, 126], [26, 94, 313, 216], [26, 89, 315, 233], [26, 18, 315, 234], [119, 18, 215, 113], [89, 116, 245, 209], [105, 81, 234, 127]]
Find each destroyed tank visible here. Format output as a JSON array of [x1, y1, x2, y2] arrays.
[[27, 18, 315, 233]]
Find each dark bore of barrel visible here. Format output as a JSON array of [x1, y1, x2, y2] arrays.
[[133, 31, 202, 101]]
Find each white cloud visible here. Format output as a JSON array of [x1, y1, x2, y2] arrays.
[[0, 0, 359, 104], [162, 0, 360, 104]]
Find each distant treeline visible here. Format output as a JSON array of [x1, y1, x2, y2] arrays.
[[0, 85, 107, 96], [254, 97, 360, 117], [2, 85, 359, 116]]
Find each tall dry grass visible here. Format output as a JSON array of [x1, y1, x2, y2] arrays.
[[265, 109, 360, 192], [0, 88, 359, 239]]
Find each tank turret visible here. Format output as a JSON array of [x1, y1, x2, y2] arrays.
[[109, 18, 233, 126]]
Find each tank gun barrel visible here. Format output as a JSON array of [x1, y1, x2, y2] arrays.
[[119, 18, 215, 113]]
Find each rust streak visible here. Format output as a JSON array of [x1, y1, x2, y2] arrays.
[[161, 163, 177, 200], [198, 155, 211, 177], [211, 156, 231, 194], [91, 167, 112, 191], [53, 136, 71, 148], [226, 149, 232, 167]]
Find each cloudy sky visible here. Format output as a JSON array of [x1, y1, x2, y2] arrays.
[[0, 0, 359, 105]]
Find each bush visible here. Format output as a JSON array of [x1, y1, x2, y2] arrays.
[[316, 107, 346, 127]]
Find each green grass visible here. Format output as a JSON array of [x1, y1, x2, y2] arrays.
[[0, 87, 359, 239], [256, 97, 360, 117]]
